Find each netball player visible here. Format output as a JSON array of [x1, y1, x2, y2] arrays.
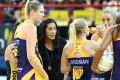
[[61, 18, 99, 80], [14, 0, 48, 80]]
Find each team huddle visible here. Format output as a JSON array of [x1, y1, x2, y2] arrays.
[[4, 0, 120, 80]]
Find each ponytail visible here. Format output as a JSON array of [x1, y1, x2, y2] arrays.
[[25, 0, 30, 18], [69, 22, 76, 41], [24, 0, 42, 18]]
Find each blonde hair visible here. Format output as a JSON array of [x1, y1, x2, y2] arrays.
[[102, 9, 116, 20], [25, 0, 42, 18], [69, 18, 88, 41], [25, 0, 30, 18]]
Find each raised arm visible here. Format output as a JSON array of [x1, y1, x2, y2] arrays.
[[91, 26, 115, 74]]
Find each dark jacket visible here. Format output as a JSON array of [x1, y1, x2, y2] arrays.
[[38, 37, 67, 80]]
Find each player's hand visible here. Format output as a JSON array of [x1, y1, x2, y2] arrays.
[[96, 24, 107, 37]]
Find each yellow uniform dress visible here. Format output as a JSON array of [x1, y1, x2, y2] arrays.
[[67, 39, 93, 80], [14, 22, 44, 80]]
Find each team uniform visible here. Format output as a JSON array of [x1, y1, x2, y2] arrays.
[[6, 61, 17, 80], [91, 37, 111, 80], [14, 22, 44, 80], [67, 39, 93, 80], [38, 37, 66, 80], [6, 44, 17, 80], [112, 37, 120, 80]]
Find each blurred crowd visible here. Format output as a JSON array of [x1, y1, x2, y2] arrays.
[[0, 0, 120, 26], [0, 0, 112, 4]]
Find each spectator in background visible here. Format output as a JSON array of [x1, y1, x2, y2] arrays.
[[2, 0, 16, 23], [105, 0, 118, 12], [1, 0, 26, 23], [0, 0, 4, 3], [37, 18, 67, 80]]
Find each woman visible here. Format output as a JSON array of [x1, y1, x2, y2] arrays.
[[37, 18, 67, 80], [91, 9, 116, 80], [61, 18, 99, 80], [91, 10, 116, 44], [14, 0, 48, 80], [92, 16, 120, 80]]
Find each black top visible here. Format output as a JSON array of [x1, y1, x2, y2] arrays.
[[38, 37, 67, 80]]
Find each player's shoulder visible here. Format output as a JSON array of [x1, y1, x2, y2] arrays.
[[63, 41, 73, 52], [22, 20, 37, 32], [64, 41, 72, 49]]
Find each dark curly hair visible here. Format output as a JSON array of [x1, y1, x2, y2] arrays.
[[37, 18, 60, 50]]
